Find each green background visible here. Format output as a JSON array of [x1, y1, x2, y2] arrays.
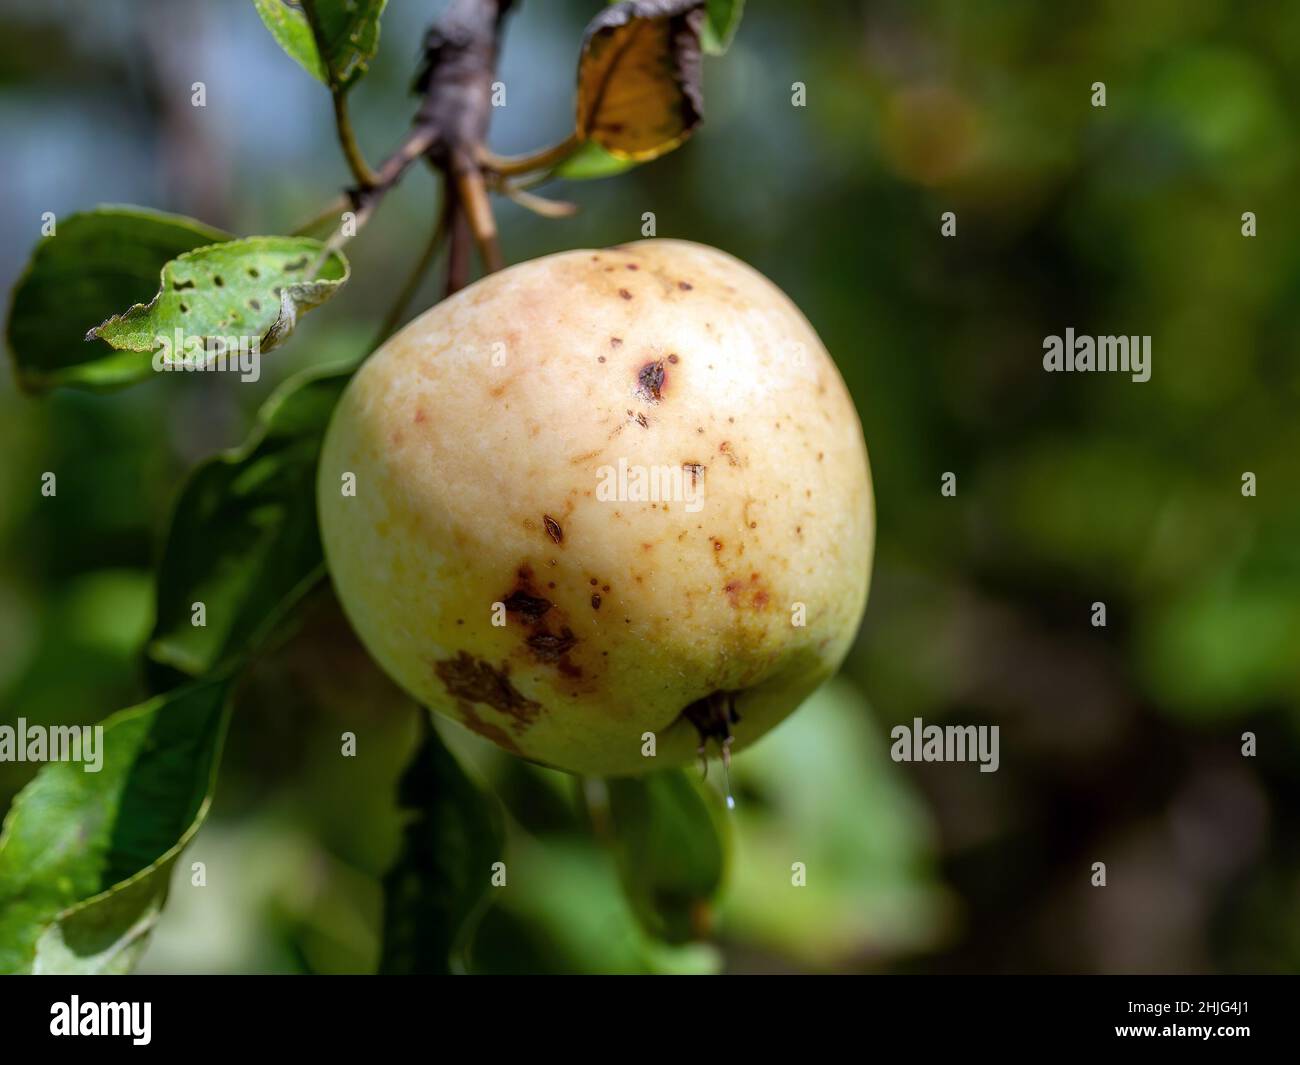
[[1, 0, 1298, 973]]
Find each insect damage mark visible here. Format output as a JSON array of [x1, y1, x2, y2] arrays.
[[636, 359, 666, 403], [503, 568, 553, 623], [504, 591, 552, 623], [435, 652, 542, 733], [527, 628, 578, 662], [543, 514, 563, 544], [505, 563, 585, 678]]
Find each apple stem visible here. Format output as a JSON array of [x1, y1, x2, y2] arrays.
[[296, 1, 518, 294]]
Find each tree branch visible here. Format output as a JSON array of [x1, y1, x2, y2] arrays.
[[370, 180, 453, 350], [451, 148, 502, 272], [332, 90, 379, 189], [477, 132, 582, 178]]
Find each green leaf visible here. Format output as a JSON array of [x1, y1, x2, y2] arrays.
[[554, 140, 640, 181], [87, 236, 349, 362], [253, 0, 387, 91], [148, 366, 352, 680], [718, 680, 944, 965], [577, 0, 706, 161], [606, 769, 731, 943], [700, 0, 743, 54], [6, 206, 230, 393], [0, 678, 232, 974], [379, 718, 505, 974]]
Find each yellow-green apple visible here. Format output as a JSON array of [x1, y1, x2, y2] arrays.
[[318, 239, 872, 777]]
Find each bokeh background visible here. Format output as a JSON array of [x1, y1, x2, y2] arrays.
[[2, 0, 1299, 973]]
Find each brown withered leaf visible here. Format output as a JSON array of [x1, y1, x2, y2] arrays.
[[576, 0, 705, 161]]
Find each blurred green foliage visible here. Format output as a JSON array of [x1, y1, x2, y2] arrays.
[[1, 0, 1298, 973]]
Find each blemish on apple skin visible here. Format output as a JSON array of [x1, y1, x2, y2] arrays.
[[414, 408, 427, 424], [435, 652, 542, 733], [618, 289, 633, 300], [527, 628, 577, 662], [543, 514, 563, 544], [591, 593, 602, 609], [457, 699, 520, 753], [636, 360, 665, 402], [610, 337, 623, 347], [722, 572, 772, 610], [667, 353, 679, 364], [678, 281, 693, 291], [635, 412, 648, 429], [504, 568, 552, 622]]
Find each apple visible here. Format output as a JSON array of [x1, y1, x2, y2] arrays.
[[318, 239, 873, 777]]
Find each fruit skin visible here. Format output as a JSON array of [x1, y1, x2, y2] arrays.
[[318, 239, 873, 777]]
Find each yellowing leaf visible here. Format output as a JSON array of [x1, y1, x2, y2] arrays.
[[576, 0, 706, 161]]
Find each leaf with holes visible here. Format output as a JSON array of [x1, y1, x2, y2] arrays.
[[147, 366, 352, 683], [577, 0, 706, 161], [5, 206, 230, 392], [0, 678, 232, 974], [86, 237, 349, 363], [253, 0, 387, 91]]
